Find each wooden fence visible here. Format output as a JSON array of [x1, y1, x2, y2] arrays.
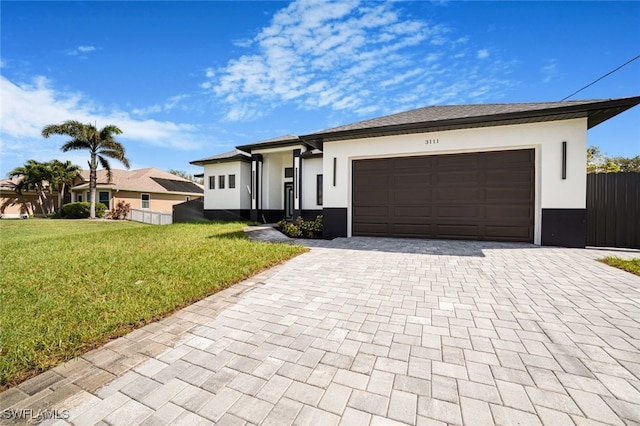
[[586, 172, 640, 249]]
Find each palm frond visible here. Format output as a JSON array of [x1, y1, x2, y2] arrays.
[[97, 155, 113, 182]]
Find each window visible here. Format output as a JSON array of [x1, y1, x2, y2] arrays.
[[229, 174, 236, 189], [218, 175, 225, 189], [99, 191, 110, 207], [284, 167, 294, 178], [86, 192, 91, 201], [141, 194, 150, 209], [317, 174, 323, 205], [77, 194, 83, 202], [209, 176, 215, 190]]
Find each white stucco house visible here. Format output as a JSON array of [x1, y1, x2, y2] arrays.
[[191, 97, 640, 247]]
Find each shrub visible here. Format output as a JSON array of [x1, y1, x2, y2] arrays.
[[110, 200, 131, 220], [278, 215, 323, 238], [62, 202, 107, 219]]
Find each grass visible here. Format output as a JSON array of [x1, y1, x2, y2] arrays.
[[599, 256, 640, 277], [0, 219, 307, 388]]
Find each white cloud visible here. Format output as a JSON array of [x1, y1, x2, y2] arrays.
[[0, 75, 204, 175], [205, 0, 515, 121], [477, 49, 490, 59], [68, 45, 97, 56], [541, 59, 557, 83]]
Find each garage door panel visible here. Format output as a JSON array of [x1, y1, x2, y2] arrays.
[[392, 206, 432, 218], [391, 224, 433, 235], [436, 206, 480, 219], [434, 171, 479, 185], [486, 170, 533, 185], [435, 189, 481, 202], [394, 190, 434, 204], [485, 205, 533, 220], [392, 173, 432, 186], [435, 224, 481, 238], [353, 149, 534, 243], [354, 206, 389, 217], [485, 188, 534, 202]]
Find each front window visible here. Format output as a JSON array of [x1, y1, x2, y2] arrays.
[[141, 194, 150, 209], [209, 176, 215, 189], [229, 174, 236, 189], [219, 175, 225, 189], [99, 191, 110, 207]]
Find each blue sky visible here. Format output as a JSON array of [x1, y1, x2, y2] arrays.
[[1, 1, 639, 178]]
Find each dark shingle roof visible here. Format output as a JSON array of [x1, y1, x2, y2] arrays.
[[150, 178, 204, 194], [303, 97, 640, 143], [236, 134, 301, 152], [190, 150, 251, 166]]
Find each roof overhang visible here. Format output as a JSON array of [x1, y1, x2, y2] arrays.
[[301, 96, 640, 147]]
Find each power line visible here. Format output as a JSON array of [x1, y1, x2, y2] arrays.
[[560, 55, 640, 101]]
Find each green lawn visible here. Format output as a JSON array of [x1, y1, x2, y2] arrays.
[[599, 256, 640, 277], [0, 219, 306, 388]]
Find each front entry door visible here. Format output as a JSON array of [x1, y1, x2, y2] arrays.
[[284, 182, 294, 220]]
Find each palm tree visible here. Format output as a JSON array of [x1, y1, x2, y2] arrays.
[[48, 160, 81, 212], [42, 121, 130, 218], [8, 160, 53, 215]]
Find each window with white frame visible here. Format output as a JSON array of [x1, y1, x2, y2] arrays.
[[141, 194, 150, 209]]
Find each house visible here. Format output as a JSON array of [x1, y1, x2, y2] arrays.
[[0, 177, 61, 218], [69, 168, 204, 213], [191, 96, 640, 248]]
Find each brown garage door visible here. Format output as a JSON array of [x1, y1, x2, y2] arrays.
[[352, 149, 535, 242]]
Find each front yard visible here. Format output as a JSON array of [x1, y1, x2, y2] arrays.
[[0, 219, 306, 389]]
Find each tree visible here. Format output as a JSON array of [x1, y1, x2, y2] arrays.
[[168, 169, 204, 184], [587, 146, 640, 173], [8, 160, 54, 215], [42, 121, 130, 218], [48, 160, 81, 212]]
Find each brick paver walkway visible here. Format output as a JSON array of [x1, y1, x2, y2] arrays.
[[1, 238, 639, 425]]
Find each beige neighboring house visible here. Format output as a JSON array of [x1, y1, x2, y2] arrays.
[[70, 168, 204, 213], [0, 177, 61, 218]]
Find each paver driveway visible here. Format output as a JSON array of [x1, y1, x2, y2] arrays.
[[2, 238, 640, 425]]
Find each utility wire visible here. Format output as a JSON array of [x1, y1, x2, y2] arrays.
[[561, 54, 640, 101]]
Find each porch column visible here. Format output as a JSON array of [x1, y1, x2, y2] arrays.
[[250, 154, 263, 222], [293, 149, 302, 219]]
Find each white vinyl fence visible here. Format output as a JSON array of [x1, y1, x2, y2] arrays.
[[128, 208, 172, 225]]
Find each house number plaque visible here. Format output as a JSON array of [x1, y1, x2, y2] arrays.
[[425, 139, 440, 145]]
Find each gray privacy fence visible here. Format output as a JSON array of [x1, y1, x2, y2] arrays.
[[586, 172, 640, 249], [128, 208, 172, 225]]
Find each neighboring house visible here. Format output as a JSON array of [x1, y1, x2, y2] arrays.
[[0, 177, 61, 218], [191, 96, 640, 248], [70, 168, 204, 213]]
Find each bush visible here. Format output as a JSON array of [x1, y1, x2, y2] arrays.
[[109, 200, 131, 220], [278, 215, 323, 238], [62, 202, 107, 219]]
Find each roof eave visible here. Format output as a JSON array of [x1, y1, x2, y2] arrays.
[[302, 96, 640, 145]]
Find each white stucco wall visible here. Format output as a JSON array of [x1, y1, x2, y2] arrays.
[[302, 156, 323, 210], [322, 118, 588, 243], [203, 161, 251, 210]]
